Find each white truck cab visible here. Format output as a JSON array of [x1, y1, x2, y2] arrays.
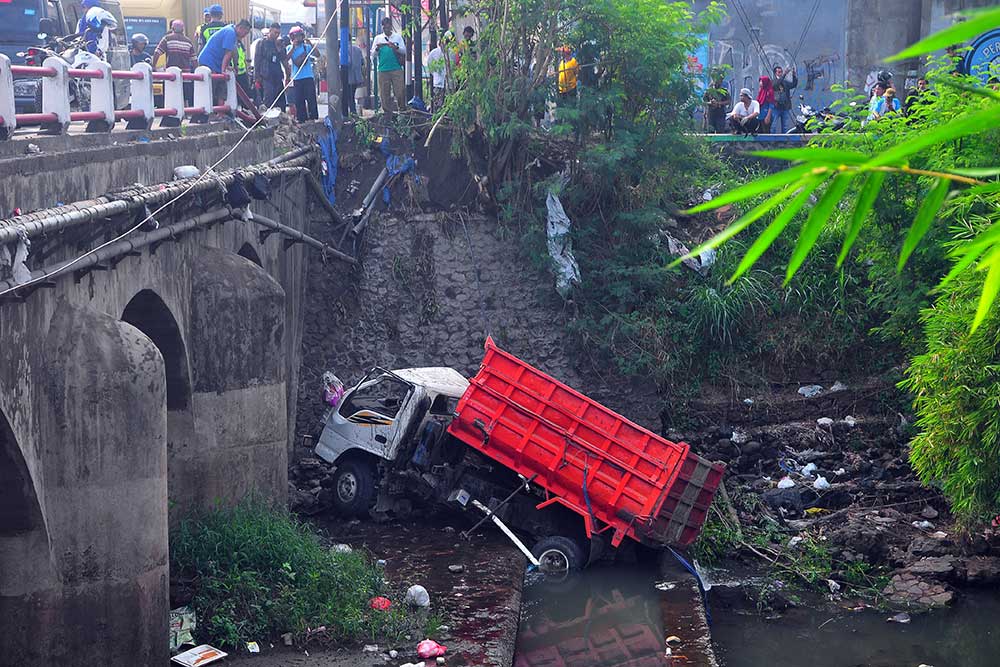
[[314, 366, 468, 515]]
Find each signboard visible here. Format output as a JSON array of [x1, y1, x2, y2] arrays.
[[965, 28, 1000, 84]]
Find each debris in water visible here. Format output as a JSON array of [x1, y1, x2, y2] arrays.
[[798, 384, 823, 398], [887, 612, 912, 624]]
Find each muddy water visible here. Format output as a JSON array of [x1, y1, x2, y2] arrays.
[[514, 560, 715, 667], [711, 590, 1000, 667]]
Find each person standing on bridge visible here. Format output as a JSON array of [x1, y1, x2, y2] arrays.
[[254, 22, 290, 111], [153, 20, 197, 106], [287, 26, 318, 122], [771, 65, 798, 134], [198, 5, 227, 51], [199, 19, 253, 106], [370, 17, 407, 121]]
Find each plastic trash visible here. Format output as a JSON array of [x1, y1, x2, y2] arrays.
[[798, 385, 823, 398], [331, 543, 352, 553], [169, 606, 197, 652], [830, 381, 848, 392], [813, 476, 831, 490], [743, 398, 754, 405], [666, 635, 682, 646], [171, 645, 227, 666], [416, 639, 447, 659], [817, 417, 834, 427], [437, 658, 446, 666], [406, 585, 431, 608], [887, 612, 911, 624], [731, 428, 750, 445], [173, 165, 200, 179], [827, 579, 841, 594], [788, 536, 804, 548], [912, 520, 935, 530], [246, 642, 260, 653], [545, 190, 582, 298], [834, 467, 847, 476], [363, 644, 379, 653], [844, 415, 857, 427], [777, 476, 795, 489], [801, 463, 818, 478], [370, 596, 392, 611], [389, 649, 399, 659]]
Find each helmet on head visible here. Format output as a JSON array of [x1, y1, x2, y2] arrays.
[[877, 69, 893, 84], [208, 3, 223, 16], [131, 33, 148, 45]]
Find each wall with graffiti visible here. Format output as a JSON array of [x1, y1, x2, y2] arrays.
[[692, 0, 848, 113]]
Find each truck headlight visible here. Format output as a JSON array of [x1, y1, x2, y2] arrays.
[[13, 79, 38, 97]]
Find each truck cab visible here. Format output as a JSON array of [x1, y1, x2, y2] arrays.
[[314, 366, 469, 515]]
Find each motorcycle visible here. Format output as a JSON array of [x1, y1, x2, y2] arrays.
[[786, 95, 847, 134], [17, 31, 92, 112]]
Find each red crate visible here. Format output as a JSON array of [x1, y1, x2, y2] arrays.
[[448, 337, 724, 548]]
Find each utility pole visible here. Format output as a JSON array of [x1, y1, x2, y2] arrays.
[[340, 0, 350, 118], [439, 0, 448, 35], [411, 0, 423, 106], [324, 0, 342, 124]]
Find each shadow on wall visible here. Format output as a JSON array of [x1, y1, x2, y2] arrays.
[[122, 290, 192, 412]]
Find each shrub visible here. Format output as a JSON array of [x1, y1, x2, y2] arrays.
[[171, 498, 408, 648]]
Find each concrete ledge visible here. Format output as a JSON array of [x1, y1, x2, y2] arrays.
[[659, 552, 720, 666]]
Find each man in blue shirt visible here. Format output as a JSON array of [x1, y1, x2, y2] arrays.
[[199, 19, 252, 104], [287, 26, 318, 121]]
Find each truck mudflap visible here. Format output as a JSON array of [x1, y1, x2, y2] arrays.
[[448, 337, 725, 549]]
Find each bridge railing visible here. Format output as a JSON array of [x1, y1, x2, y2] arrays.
[[0, 53, 238, 139]]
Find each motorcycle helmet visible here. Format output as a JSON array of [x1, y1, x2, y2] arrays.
[[877, 69, 893, 84], [131, 33, 148, 46]]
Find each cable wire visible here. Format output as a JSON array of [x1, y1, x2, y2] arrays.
[[0, 10, 339, 300]]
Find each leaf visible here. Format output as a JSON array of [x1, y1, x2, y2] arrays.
[[898, 178, 951, 272], [866, 107, 1000, 169], [887, 8, 1000, 62], [785, 174, 854, 283], [972, 249, 1000, 333], [750, 148, 869, 165], [728, 177, 825, 283], [837, 171, 886, 267], [938, 222, 1000, 288], [948, 167, 1000, 178], [668, 183, 801, 268], [684, 163, 821, 214]]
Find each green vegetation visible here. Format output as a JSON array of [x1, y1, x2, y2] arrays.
[[171, 499, 411, 649]]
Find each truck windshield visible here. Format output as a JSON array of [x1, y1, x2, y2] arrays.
[[0, 0, 46, 39]]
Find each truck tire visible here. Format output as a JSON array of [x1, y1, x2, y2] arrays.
[[331, 459, 377, 517], [532, 535, 586, 575]]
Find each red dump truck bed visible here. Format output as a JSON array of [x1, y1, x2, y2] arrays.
[[447, 338, 725, 548]]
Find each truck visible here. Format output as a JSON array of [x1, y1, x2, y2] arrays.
[[314, 337, 725, 573]]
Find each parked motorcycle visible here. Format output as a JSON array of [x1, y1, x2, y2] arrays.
[[17, 29, 92, 112], [786, 95, 848, 134]]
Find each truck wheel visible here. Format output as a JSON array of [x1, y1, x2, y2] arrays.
[[533, 536, 586, 575], [331, 459, 377, 517]]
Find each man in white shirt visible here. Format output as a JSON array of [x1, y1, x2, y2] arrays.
[[426, 44, 447, 111], [370, 17, 407, 119], [727, 88, 761, 135]]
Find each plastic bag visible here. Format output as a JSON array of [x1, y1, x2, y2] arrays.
[[369, 596, 392, 611], [416, 639, 447, 659], [322, 372, 344, 407]]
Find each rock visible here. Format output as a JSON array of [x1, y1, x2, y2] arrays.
[[406, 585, 431, 608], [882, 572, 954, 609], [961, 557, 1000, 584], [909, 536, 950, 558], [905, 556, 956, 579], [447, 565, 464, 574], [742, 440, 762, 456], [762, 487, 817, 513], [920, 506, 939, 520], [798, 385, 823, 398]]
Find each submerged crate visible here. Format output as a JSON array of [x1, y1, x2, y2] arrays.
[[448, 337, 724, 548]]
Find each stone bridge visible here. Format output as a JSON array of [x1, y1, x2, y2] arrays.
[[0, 125, 352, 665]]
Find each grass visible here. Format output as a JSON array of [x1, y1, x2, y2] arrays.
[[171, 498, 414, 649]]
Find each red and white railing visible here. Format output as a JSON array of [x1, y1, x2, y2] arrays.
[[0, 53, 238, 138]]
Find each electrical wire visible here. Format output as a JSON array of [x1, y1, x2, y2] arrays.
[[729, 0, 773, 76], [0, 9, 339, 301], [791, 0, 821, 64]]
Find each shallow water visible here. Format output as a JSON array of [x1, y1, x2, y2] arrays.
[[711, 589, 1000, 667]]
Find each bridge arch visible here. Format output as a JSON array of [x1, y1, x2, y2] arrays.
[[121, 289, 191, 411], [237, 242, 263, 267]]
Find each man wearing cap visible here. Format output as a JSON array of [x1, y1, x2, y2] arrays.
[[154, 20, 196, 105], [287, 26, 318, 121], [198, 5, 226, 51], [370, 16, 406, 120], [255, 22, 289, 111], [726, 87, 760, 135]]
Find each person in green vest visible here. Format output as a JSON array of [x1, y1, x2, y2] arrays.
[[235, 40, 251, 105], [198, 4, 226, 51], [369, 16, 406, 120]]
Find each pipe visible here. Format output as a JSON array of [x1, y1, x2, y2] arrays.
[[266, 144, 313, 166], [1, 209, 232, 291], [249, 212, 357, 265], [0, 162, 315, 245], [361, 167, 389, 210]]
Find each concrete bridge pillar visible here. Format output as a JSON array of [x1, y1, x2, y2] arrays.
[[0, 301, 170, 665], [175, 247, 289, 514]]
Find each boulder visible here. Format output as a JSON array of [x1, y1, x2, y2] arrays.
[[882, 572, 954, 609]]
